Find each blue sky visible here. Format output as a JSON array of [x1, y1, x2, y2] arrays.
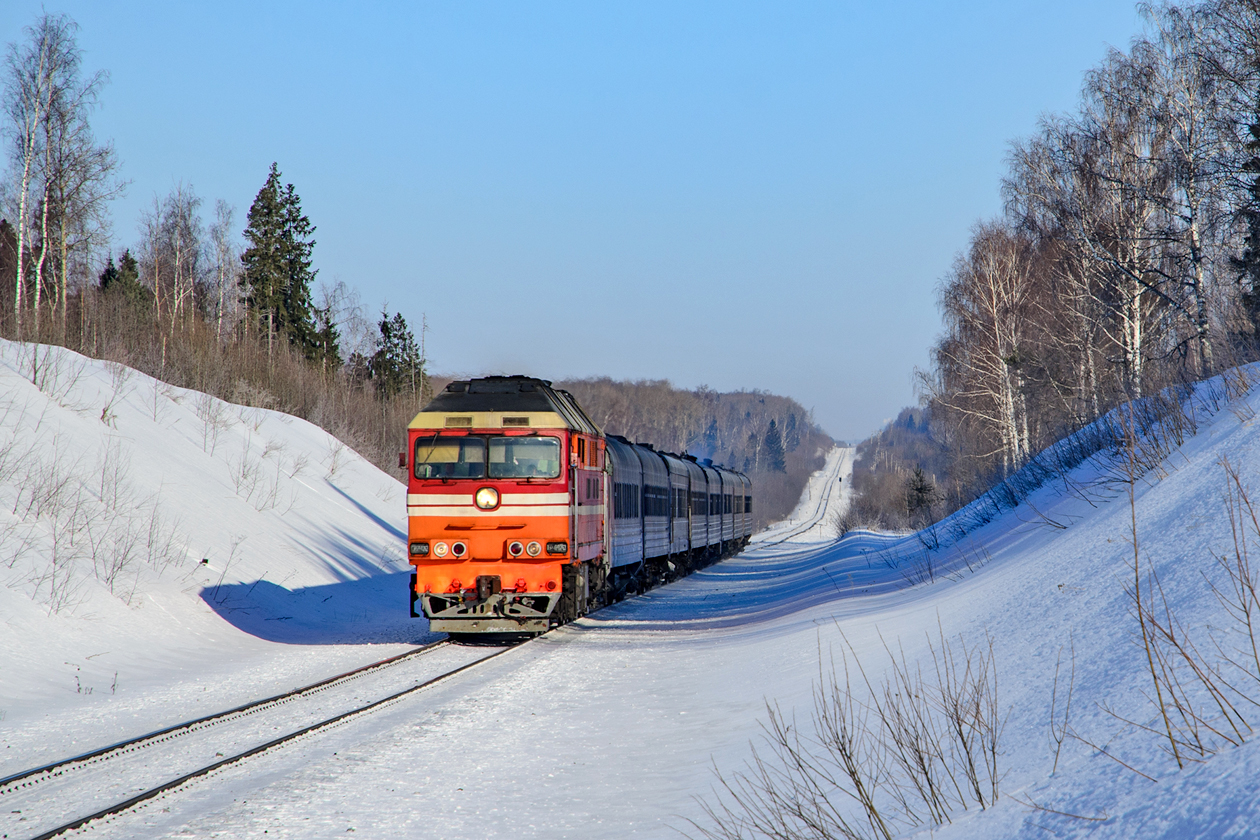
[[1, 1, 1147, 441]]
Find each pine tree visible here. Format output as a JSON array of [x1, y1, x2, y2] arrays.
[[764, 419, 787, 473], [280, 179, 318, 354], [240, 163, 319, 358], [368, 309, 424, 400]]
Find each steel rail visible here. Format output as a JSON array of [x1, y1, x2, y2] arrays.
[[27, 644, 512, 840], [1, 638, 450, 794], [755, 448, 847, 547]]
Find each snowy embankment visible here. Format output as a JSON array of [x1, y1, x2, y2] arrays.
[[0, 340, 434, 776], [105, 375, 1259, 840], [5, 342, 1260, 839]]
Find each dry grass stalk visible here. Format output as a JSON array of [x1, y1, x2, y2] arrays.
[[691, 628, 1003, 840]]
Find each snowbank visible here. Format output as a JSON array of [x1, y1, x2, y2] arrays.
[[6, 343, 1260, 839], [0, 340, 434, 775]]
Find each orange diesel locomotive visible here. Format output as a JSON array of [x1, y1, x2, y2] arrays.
[[405, 376, 751, 635]]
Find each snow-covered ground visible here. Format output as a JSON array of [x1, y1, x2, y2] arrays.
[[0, 340, 437, 778], [4, 341, 1260, 839]]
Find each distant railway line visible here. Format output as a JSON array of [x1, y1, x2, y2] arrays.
[[752, 447, 847, 547]]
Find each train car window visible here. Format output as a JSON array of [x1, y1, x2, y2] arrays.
[[616, 482, 637, 518], [414, 436, 485, 479], [488, 436, 561, 478], [745, 495, 753, 512], [724, 494, 732, 514], [642, 485, 669, 517]]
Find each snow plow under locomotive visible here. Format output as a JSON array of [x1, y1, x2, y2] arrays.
[[404, 376, 752, 634]]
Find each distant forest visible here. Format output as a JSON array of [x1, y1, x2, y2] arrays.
[[844, 0, 1260, 533], [0, 13, 830, 530], [557, 378, 831, 528]]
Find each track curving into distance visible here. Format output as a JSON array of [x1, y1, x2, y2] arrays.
[[1, 640, 514, 840], [3, 451, 848, 839], [752, 446, 849, 547]]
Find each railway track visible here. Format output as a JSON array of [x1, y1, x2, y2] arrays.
[[1, 639, 513, 840], [752, 446, 849, 547], [2, 454, 846, 839]]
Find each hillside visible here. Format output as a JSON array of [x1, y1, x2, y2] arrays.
[[0, 338, 433, 776], [3, 343, 1260, 838]]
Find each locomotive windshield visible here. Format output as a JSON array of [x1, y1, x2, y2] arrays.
[[489, 436, 561, 479], [414, 436, 486, 479], [413, 435, 561, 480]]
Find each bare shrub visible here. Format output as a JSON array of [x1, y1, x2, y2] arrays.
[[20, 342, 86, 403], [900, 550, 938, 586], [1096, 449, 1260, 780], [1048, 637, 1076, 775], [1214, 457, 1260, 697], [142, 501, 183, 575], [228, 438, 262, 499], [195, 392, 229, 455], [284, 451, 309, 480], [326, 436, 348, 479], [693, 628, 1003, 840]]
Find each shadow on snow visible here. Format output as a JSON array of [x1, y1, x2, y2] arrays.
[[200, 513, 439, 646]]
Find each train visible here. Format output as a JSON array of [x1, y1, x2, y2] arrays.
[[403, 375, 753, 634]]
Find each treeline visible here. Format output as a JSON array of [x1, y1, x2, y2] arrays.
[[0, 13, 829, 531], [558, 378, 832, 528], [847, 0, 1260, 531], [0, 14, 433, 474]]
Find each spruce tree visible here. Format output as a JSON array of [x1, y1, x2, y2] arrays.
[[904, 467, 938, 529], [99, 248, 148, 306], [763, 419, 787, 473], [240, 163, 319, 358], [369, 309, 424, 399]]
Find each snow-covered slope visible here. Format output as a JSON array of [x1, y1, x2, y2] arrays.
[[5, 342, 1260, 839], [0, 340, 435, 775]]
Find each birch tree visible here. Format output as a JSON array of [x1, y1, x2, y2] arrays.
[[208, 200, 240, 341], [3, 14, 74, 335], [2, 13, 118, 337], [1142, 3, 1232, 373], [931, 222, 1038, 474]]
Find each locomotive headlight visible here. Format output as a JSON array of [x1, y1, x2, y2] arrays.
[[474, 487, 500, 510], [526, 541, 542, 557], [452, 541, 468, 558], [433, 541, 449, 558], [508, 541, 524, 557]]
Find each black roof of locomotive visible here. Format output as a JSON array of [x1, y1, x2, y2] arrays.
[[421, 375, 601, 434]]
